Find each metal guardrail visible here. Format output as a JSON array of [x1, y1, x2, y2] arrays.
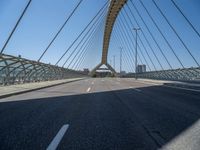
[[124, 67, 200, 81], [0, 54, 87, 85]]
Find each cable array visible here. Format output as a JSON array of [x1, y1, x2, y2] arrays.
[[108, 0, 200, 73], [1, 0, 200, 75]]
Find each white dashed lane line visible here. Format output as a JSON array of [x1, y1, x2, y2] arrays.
[[47, 124, 69, 150], [164, 85, 200, 92], [87, 87, 91, 92], [133, 89, 142, 92], [129, 87, 142, 92]]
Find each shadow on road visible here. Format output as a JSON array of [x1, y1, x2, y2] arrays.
[[0, 85, 200, 149]]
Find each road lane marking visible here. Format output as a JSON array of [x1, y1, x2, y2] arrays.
[[134, 80, 160, 86], [135, 80, 200, 92], [91, 81, 94, 85], [87, 87, 91, 92], [164, 85, 200, 92], [47, 124, 69, 150], [133, 89, 142, 92], [129, 87, 142, 92]]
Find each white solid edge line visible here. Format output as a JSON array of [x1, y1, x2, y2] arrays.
[[129, 87, 142, 92], [87, 87, 91, 92], [46, 124, 69, 150], [164, 85, 200, 92], [133, 89, 142, 92], [135, 80, 160, 86], [136, 80, 200, 92]]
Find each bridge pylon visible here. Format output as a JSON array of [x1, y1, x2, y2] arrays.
[[89, 62, 117, 77], [90, 0, 127, 77]]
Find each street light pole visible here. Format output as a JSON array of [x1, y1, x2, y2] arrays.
[[113, 55, 116, 70], [119, 47, 122, 73], [133, 28, 140, 79]]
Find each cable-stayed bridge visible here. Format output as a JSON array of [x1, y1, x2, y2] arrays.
[[0, 0, 200, 149], [0, 0, 200, 85]]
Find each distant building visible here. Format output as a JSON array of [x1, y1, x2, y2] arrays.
[[120, 71, 126, 75], [136, 65, 146, 73], [83, 68, 90, 74]]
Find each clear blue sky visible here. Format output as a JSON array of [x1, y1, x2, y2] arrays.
[[108, 0, 200, 72], [0, 0, 200, 72], [0, 0, 106, 70]]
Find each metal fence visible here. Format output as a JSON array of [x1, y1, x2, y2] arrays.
[[0, 54, 87, 85], [125, 67, 200, 81]]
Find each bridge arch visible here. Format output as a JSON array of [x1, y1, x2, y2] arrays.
[[90, 0, 127, 76]]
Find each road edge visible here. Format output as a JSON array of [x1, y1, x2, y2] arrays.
[[0, 78, 85, 99]]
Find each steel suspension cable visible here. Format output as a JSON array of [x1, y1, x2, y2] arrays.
[[112, 31, 134, 72], [74, 43, 89, 70], [38, 0, 83, 61], [123, 49, 134, 72], [67, 21, 101, 68], [62, 7, 107, 67], [113, 27, 136, 72], [65, 12, 106, 68], [152, 0, 200, 67], [129, 1, 173, 69], [67, 18, 103, 70], [79, 21, 105, 70], [75, 17, 104, 70], [71, 37, 92, 70], [75, 45, 89, 70], [114, 25, 136, 65], [74, 29, 100, 70], [138, 0, 184, 68], [115, 28, 138, 69], [170, 0, 200, 39], [72, 27, 99, 70], [121, 11, 157, 71], [114, 33, 134, 72], [55, 1, 108, 65], [121, 48, 132, 72], [114, 20, 144, 66], [123, 7, 164, 70], [55, 2, 108, 65], [1, 0, 32, 54], [118, 17, 151, 71], [71, 43, 88, 69], [118, 19, 150, 71]]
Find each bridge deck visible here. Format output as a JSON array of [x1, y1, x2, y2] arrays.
[[0, 78, 200, 149], [0, 78, 83, 99]]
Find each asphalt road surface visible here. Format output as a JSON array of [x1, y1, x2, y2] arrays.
[[0, 78, 200, 150]]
